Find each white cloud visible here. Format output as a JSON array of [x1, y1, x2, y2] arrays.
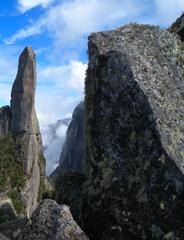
[[56, 124, 68, 138], [17, 0, 54, 13], [0, 46, 18, 106], [0, 55, 17, 84], [35, 60, 86, 128], [38, 60, 87, 91], [36, 87, 82, 127], [0, 84, 12, 105], [35, 60, 86, 175], [7, 0, 144, 47], [65, 113, 72, 118], [42, 120, 69, 175], [4, 20, 45, 44], [5, 0, 184, 45]]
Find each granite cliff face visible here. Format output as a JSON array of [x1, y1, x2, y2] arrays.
[[52, 101, 85, 177], [53, 24, 184, 239], [0, 47, 45, 219], [10, 47, 44, 218], [82, 24, 184, 239]]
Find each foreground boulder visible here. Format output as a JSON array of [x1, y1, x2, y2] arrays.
[[18, 199, 89, 240], [77, 24, 184, 239]]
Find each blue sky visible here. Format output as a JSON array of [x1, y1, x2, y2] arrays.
[[0, 0, 184, 129]]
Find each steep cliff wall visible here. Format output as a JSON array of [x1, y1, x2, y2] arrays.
[[10, 47, 44, 218], [83, 24, 184, 239], [52, 101, 85, 177], [60, 101, 85, 173], [0, 47, 45, 219]]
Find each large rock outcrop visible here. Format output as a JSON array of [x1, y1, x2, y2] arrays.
[[18, 199, 89, 240], [0, 47, 45, 219], [76, 24, 184, 239], [10, 46, 44, 218], [52, 101, 85, 177]]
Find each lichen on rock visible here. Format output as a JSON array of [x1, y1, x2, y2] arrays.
[[80, 24, 184, 239]]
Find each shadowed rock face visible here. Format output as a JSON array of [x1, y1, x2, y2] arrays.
[[77, 24, 184, 239], [60, 101, 85, 173], [169, 13, 184, 41], [0, 106, 11, 138]]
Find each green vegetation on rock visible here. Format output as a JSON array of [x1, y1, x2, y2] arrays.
[[38, 153, 46, 201], [38, 154, 54, 201], [0, 134, 26, 214]]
